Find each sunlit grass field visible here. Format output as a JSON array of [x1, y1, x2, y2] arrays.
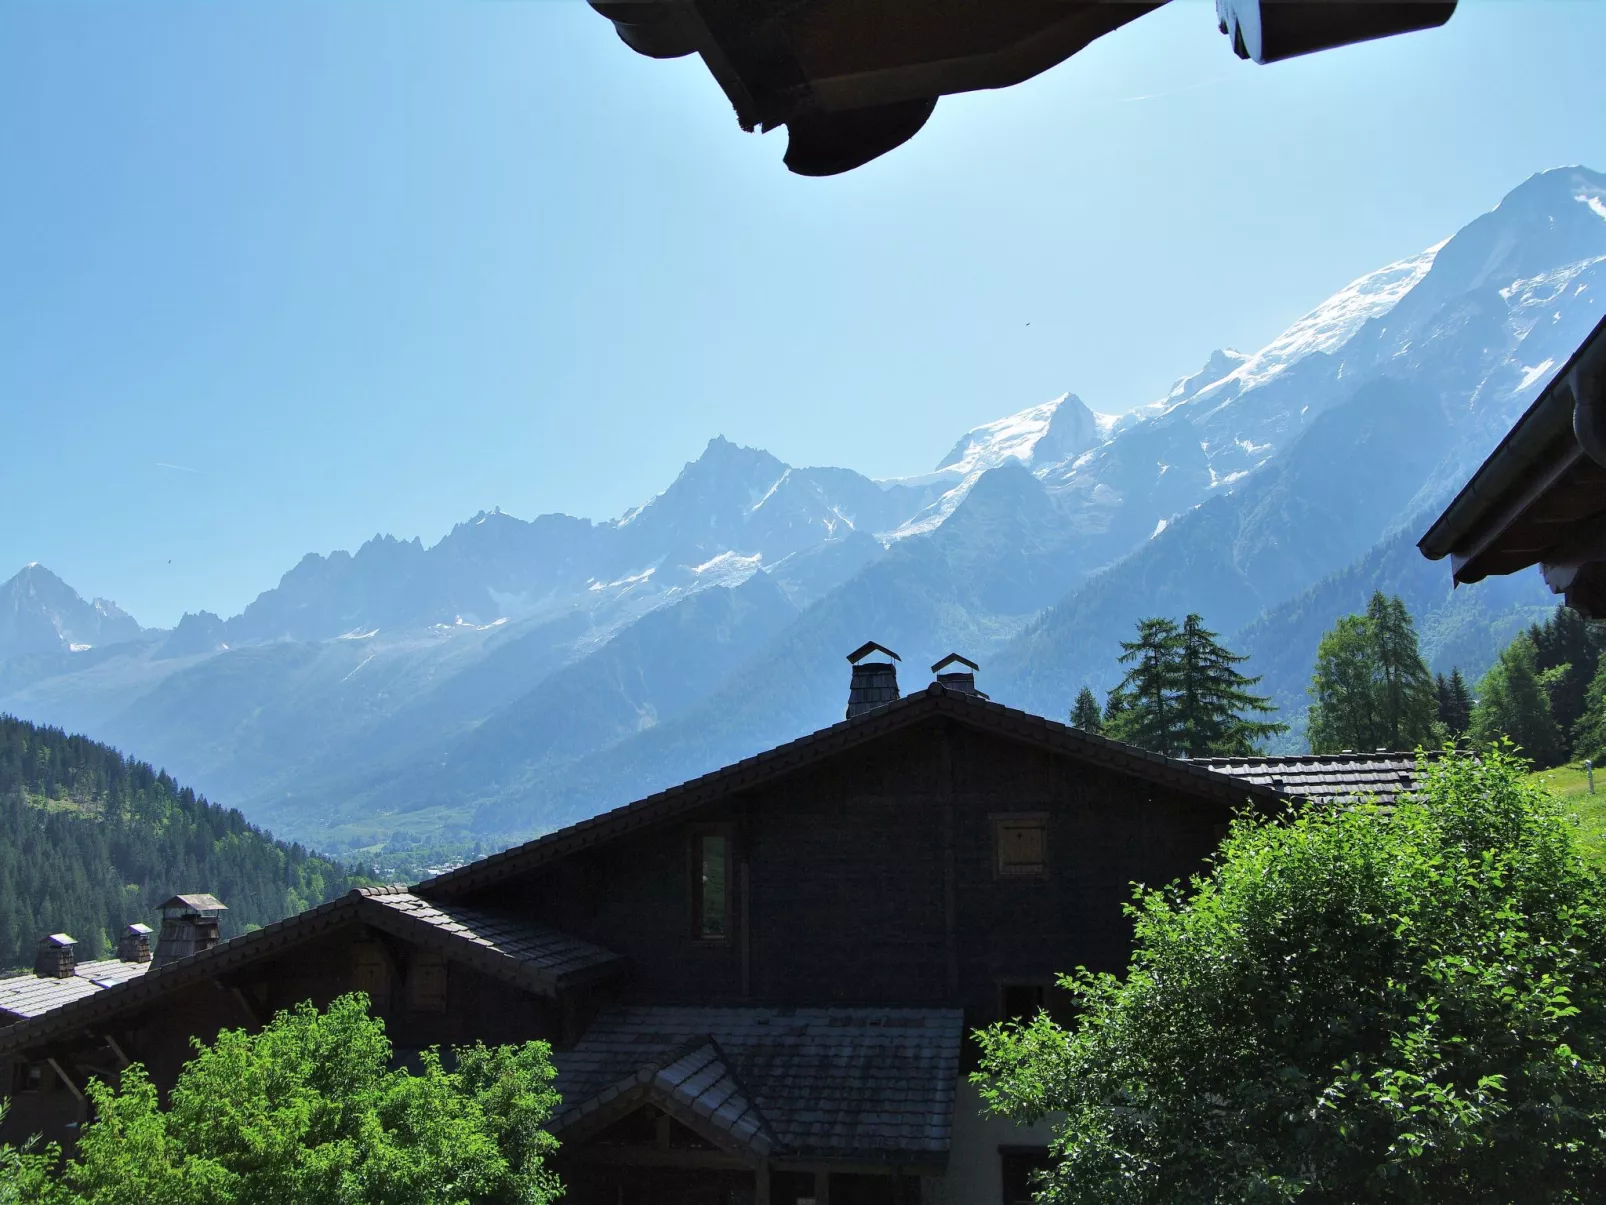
[[1530, 761, 1606, 863]]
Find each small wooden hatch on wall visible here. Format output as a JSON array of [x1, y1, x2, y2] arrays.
[[351, 940, 394, 1007], [407, 949, 448, 1013], [992, 812, 1049, 879]]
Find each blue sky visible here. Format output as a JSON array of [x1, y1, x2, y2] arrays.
[[2, 0, 1604, 627]]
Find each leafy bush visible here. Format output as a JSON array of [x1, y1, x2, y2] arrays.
[[14, 993, 561, 1205], [976, 746, 1606, 1203]]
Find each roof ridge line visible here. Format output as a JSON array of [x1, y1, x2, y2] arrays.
[[415, 690, 1284, 900]]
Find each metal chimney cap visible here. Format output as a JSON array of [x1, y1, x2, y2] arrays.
[[847, 641, 901, 664], [126, 923, 155, 936], [41, 933, 77, 948], [930, 652, 979, 674]]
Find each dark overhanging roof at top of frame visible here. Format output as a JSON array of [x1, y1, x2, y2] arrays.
[[1419, 313, 1606, 618], [587, 0, 1458, 175]]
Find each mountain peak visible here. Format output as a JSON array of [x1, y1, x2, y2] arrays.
[[1, 564, 142, 659], [934, 391, 1110, 477]]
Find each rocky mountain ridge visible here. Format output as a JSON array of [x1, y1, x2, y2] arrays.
[[3, 166, 1600, 852]]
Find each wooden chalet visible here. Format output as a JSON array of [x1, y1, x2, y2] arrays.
[[587, 0, 1458, 175], [0, 652, 1423, 1204], [1420, 313, 1606, 618]]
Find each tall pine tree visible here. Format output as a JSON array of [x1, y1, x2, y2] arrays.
[[1070, 687, 1103, 734], [1575, 658, 1606, 765], [1369, 592, 1438, 749], [1105, 616, 1283, 757], [1469, 633, 1566, 767], [1106, 619, 1184, 754], [1526, 607, 1606, 740], [1174, 614, 1286, 756], [1308, 592, 1439, 754], [1435, 668, 1474, 740]]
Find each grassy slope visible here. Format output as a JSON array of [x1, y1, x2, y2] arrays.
[[1530, 762, 1606, 863]]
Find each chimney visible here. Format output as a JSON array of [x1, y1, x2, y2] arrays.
[[35, 933, 77, 979], [931, 653, 987, 698], [153, 895, 228, 968], [118, 922, 154, 963], [846, 641, 901, 718]]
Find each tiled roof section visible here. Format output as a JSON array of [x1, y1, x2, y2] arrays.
[[1198, 752, 1422, 804], [552, 1006, 964, 1164], [557, 1036, 778, 1157], [0, 958, 151, 1022], [360, 891, 623, 997], [0, 888, 618, 1057], [418, 685, 1285, 900]]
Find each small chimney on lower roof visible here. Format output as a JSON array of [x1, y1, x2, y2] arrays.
[[118, 922, 154, 963], [153, 895, 228, 968], [35, 934, 77, 979], [931, 653, 987, 698], [846, 641, 901, 718]]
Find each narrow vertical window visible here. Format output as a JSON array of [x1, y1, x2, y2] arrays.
[[696, 832, 729, 939]]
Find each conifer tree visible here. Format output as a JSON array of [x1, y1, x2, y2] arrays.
[[1070, 687, 1103, 734], [1468, 634, 1565, 767], [1369, 592, 1438, 748], [1527, 607, 1606, 739], [1308, 615, 1379, 753], [1308, 592, 1439, 754], [1105, 618, 1183, 755], [1575, 658, 1606, 764], [1435, 668, 1474, 740], [1105, 617, 1282, 757], [1174, 614, 1286, 756]]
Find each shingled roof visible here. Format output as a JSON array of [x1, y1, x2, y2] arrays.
[[417, 683, 1286, 900], [1198, 752, 1422, 805], [360, 890, 623, 997], [552, 1006, 964, 1165], [0, 889, 623, 1058], [0, 958, 151, 1024]]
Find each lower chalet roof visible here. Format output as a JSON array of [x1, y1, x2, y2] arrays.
[[1198, 752, 1422, 805], [552, 1006, 964, 1166], [0, 888, 623, 1059], [0, 958, 151, 1024], [417, 683, 1287, 900]]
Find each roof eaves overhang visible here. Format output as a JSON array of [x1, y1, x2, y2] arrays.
[[1419, 312, 1606, 584], [416, 686, 1284, 901], [353, 895, 626, 999], [0, 892, 366, 1060]]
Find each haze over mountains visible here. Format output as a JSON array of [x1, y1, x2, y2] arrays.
[[4, 167, 1601, 856]]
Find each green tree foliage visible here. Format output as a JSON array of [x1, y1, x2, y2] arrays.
[[1576, 659, 1606, 765], [1070, 687, 1103, 734], [0, 1101, 54, 1205], [974, 747, 1606, 1203], [1469, 636, 1566, 768], [1104, 616, 1284, 756], [1435, 668, 1474, 741], [1526, 608, 1606, 739], [1173, 614, 1286, 756], [1308, 591, 1438, 753], [0, 715, 370, 970], [22, 993, 561, 1205], [1105, 618, 1182, 753]]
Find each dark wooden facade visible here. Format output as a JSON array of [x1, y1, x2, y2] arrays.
[[2, 683, 1287, 1204], [464, 716, 1229, 1028]]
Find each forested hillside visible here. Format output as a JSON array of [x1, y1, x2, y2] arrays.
[[0, 714, 369, 971]]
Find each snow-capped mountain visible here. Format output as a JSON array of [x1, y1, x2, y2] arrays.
[[2, 166, 1601, 850], [0, 564, 142, 660]]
